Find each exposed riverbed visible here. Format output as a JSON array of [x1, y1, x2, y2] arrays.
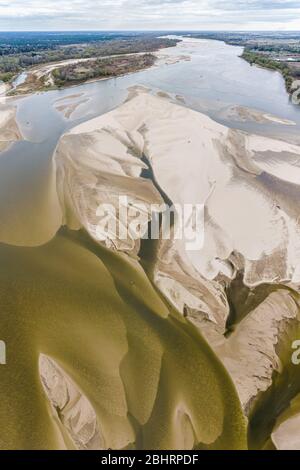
[[1, 36, 300, 450]]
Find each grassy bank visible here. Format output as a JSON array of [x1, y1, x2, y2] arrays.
[[52, 53, 156, 88], [242, 50, 295, 92]]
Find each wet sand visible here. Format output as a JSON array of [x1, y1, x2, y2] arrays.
[[0, 105, 22, 152]]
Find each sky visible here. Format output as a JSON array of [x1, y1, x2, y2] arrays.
[[0, 0, 299, 31]]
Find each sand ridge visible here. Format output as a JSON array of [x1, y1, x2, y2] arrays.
[[59, 90, 300, 289]]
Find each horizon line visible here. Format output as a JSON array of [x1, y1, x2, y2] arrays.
[[0, 29, 299, 33]]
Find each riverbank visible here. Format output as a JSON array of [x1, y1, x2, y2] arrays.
[[241, 50, 297, 94], [184, 32, 300, 104], [1, 36, 179, 97], [7, 53, 158, 96]]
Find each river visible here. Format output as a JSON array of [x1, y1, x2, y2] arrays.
[[1, 36, 300, 247], [0, 35, 299, 451]]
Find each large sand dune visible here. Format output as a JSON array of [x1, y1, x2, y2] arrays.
[[57, 90, 300, 288]]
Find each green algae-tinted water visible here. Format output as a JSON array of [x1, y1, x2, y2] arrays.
[[248, 298, 300, 450], [0, 229, 247, 449]]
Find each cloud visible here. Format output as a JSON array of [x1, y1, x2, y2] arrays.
[[0, 0, 299, 30], [210, 0, 300, 10]]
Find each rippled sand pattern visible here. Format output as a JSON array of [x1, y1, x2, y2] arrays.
[[0, 229, 246, 449]]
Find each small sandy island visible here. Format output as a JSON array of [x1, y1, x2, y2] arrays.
[[222, 104, 296, 126], [54, 93, 90, 119]]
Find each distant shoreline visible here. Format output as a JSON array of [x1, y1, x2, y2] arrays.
[[182, 32, 300, 104], [0, 36, 179, 97]]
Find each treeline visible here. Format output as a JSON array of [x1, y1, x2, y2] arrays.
[[186, 31, 300, 46], [0, 31, 148, 52], [242, 50, 296, 92], [52, 54, 156, 86], [0, 37, 178, 83], [249, 44, 300, 54]]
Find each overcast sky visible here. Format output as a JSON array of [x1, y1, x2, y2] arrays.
[[0, 0, 299, 31]]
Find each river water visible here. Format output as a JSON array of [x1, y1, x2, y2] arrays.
[[1, 36, 300, 246], [6, 37, 300, 153], [12, 37, 300, 139]]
